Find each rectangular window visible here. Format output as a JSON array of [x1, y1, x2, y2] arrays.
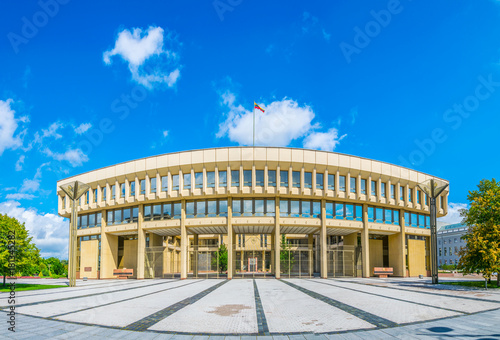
[[102, 187, 107, 201], [243, 199, 253, 216], [183, 173, 191, 190], [130, 181, 135, 196], [163, 204, 172, 219], [404, 212, 410, 226], [255, 199, 264, 216], [81, 214, 88, 228], [328, 174, 335, 190], [345, 204, 354, 221], [393, 210, 399, 225], [326, 202, 334, 219], [312, 201, 321, 218], [120, 183, 125, 198], [219, 200, 228, 217], [115, 209, 122, 224], [151, 177, 157, 193], [385, 209, 392, 224], [93, 189, 97, 203], [243, 170, 252, 187], [196, 201, 206, 217], [361, 179, 367, 195], [161, 176, 168, 192], [268, 170, 276, 187], [195, 172, 203, 189], [301, 201, 310, 218], [339, 176, 346, 192], [316, 173, 324, 190], [411, 213, 417, 227], [400, 186, 404, 201], [231, 170, 240, 187], [207, 171, 215, 188], [371, 181, 376, 196], [173, 203, 181, 219], [255, 170, 264, 186], [350, 177, 356, 193], [111, 185, 116, 199], [368, 207, 374, 222], [390, 184, 395, 199], [280, 170, 289, 187], [140, 180, 145, 195], [292, 171, 300, 188], [186, 201, 195, 218], [335, 203, 344, 219], [132, 207, 138, 222], [219, 170, 227, 187], [381, 182, 386, 198], [290, 200, 300, 217], [123, 208, 131, 224], [88, 214, 95, 227], [266, 199, 275, 216], [172, 175, 179, 191], [304, 172, 312, 189], [152, 205, 161, 220], [375, 208, 383, 223], [85, 191, 89, 204], [409, 188, 413, 202], [232, 199, 241, 216], [417, 190, 421, 204], [280, 199, 289, 217], [355, 205, 362, 221]]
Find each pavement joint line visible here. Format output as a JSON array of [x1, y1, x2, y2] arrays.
[[49, 279, 205, 319], [122, 279, 229, 331], [252, 279, 270, 336], [280, 279, 398, 329], [0, 279, 181, 310], [335, 279, 500, 304], [308, 279, 467, 315]]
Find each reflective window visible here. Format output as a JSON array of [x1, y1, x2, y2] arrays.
[[411, 213, 417, 227], [144, 206, 151, 220], [385, 209, 392, 224], [350, 177, 356, 193], [93, 189, 97, 203], [231, 170, 239, 187], [345, 204, 354, 220], [152, 204, 161, 220], [312, 201, 321, 218], [339, 176, 346, 192], [111, 185, 116, 199], [280, 199, 289, 217], [196, 201, 206, 217], [375, 208, 383, 223], [102, 187, 107, 201], [304, 172, 312, 189], [243, 170, 252, 187], [408, 188, 413, 202], [219, 170, 227, 187], [207, 171, 215, 188], [151, 177, 157, 193], [243, 199, 253, 216], [219, 200, 228, 217], [268, 170, 276, 187], [381, 182, 386, 198], [172, 175, 179, 191], [123, 208, 130, 223], [161, 176, 168, 192], [173, 203, 181, 219], [316, 173, 324, 189], [328, 174, 335, 190], [400, 186, 404, 201], [390, 184, 395, 199], [371, 181, 376, 196], [280, 170, 289, 187], [186, 201, 195, 218], [355, 205, 362, 221], [292, 171, 300, 188], [266, 200, 275, 216], [290, 200, 300, 217], [335, 203, 344, 219], [163, 204, 172, 218], [417, 190, 421, 204], [393, 210, 399, 224], [85, 191, 89, 204], [361, 179, 367, 194], [419, 214, 425, 228], [195, 172, 203, 189], [326, 202, 334, 218], [301, 201, 310, 217], [256, 170, 264, 186], [140, 180, 145, 195], [120, 183, 125, 198], [255, 199, 264, 216], [183, 173, 191, 190], [232, 199, 242, 216], [368, 207, 374, 222], [207, 200, 216, 217]]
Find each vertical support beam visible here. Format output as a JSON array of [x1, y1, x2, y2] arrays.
[[274, 197, 281, 279], [227, 197, 233, 279], [270, 232, 275, 275], [180, 200, 187, 279], [320, 199, 327, 278], [136, 204, 145, 279], [308, 234, 314, 277], [362, 203, 370, 277], [193, 234, 199, 278], [401, 209, 407, 277]]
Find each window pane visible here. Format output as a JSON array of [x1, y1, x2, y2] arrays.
[[255, 199, 264, 216], [417, 190, 421, 204], [426, 215, 430, 227], [316, 173, 324, 189], [120, 183, 125, 198], [375, 208, 383, 223], [345, 204, 354, 221], [266, 199, 275, 216], [371, 181, 377, 196], [207, 172, 215, 188], [400, 186, 404, 200], [268, 170, 276, 187], [350, 177, 356, 193], [404, 212, 410, 226], [140, 180, 145, 195], [132, 208, 138, 222], [103, 187, 107, 200], [81, 215, 88, 228], [312, 201, 321, 218], [301, 201, 310, 217], [280, 199, 289, 217], [111, 185, 116, 199], [173, 203, 181, 219], [123, 208, 131, 223], [392, 210, 399, 225], [107, 210, 113, 224], [231, 170, 239, 187], [97, 212, 102, 226], [243, 170, 252, 187], [411, 213, 417, 227], [161, 176, 168, 192], [115, 209, 122, 223], [88, 213, 95, 227], [207, 200, 216, 217], [195, 172, 203, 188], [408, 188, 413, 202], [232, 199, 241, 216], [186, 201, 195, 218], [280, 170, 288, 187], [419, 214, 425, 227], [219, 200, 228, 216], [130, 182, 135, 196], [385, 209, 392, 224], [328, 174, 335, 190], [153, 205, 161, 220], [361, 179, 366, 194], [355, 205, 362, 221], [196, 201, 206, 217], [339, 176, 346, 192], [381, 183, 386, 198], [144, 206, 151, 220], [219, 171, 227, 187], [172, 175, 179, 190], [163, 204, 172, 218], [256, 170, 264, 186], [326, 202, 333, 218], [292, 171, 300, 188], [304, 172, 312, 189], [391, 184, 395, 199], [368, 207, 374, 222], [183, 173, 191, 190], [151, 177, 157, 193], [335, 203, 344, 219], [243, 199, 253, 216], [290, 200, 300, 217]]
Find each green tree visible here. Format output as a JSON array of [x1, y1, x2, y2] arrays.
[[0, 214, 41, 286], [280, 234, 295, 274], [458, 179, 500, 287], [211, 244, 228, 273]]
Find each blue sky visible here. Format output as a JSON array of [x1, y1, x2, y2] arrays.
[[1, 0, 499, 258]]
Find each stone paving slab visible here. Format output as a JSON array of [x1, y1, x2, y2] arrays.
[[150, 279, 257, 334]]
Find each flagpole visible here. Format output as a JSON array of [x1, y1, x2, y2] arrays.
[[253, 104, 255, 147]]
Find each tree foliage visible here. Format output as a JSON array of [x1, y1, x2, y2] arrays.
[[211, 243, 228, 273], [458, 179, 500, 285], [280, 234, 295, 274]]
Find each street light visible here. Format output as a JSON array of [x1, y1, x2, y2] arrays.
[[417, 178, 449, 284], [60, 181, 90, 287]]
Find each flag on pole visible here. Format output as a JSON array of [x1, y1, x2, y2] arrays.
[[254, 102, 265, 112]]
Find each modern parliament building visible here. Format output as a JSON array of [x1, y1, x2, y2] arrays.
[[56, 147, 449, 280]]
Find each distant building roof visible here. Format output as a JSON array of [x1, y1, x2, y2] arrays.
[[438, 223, 467, 232]]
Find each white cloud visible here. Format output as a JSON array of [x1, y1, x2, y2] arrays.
[[15, 155, 25, 171], [303, 128, 347, 151], [5, 193, 35, 200], [75, 123, 92, 135], [438, 202, 467, 225], [322, 29, 331, 42], [0, 201, 68, 259], [0, 99, 23, 155], [217, 91, 345, 151], [163, 130, 169, 137], [103, 26, 181, 89], [21, 179, 40, 193], [44, 148, 88, 167]]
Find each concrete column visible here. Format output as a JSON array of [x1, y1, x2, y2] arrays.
[[362, 204, 370, 277], [274, 197, 281, 279], [308, 234, 314, 276], [136, 204, 145, 279], [270, 233, 275, 274], [100, 214, 118, 279], [227, 197, 234, 279], [180, 200, 187, 279], [321, 199, 327, 278], [193, 234, 199, 278]]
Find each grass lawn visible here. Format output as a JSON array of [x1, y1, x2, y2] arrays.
[[439, 281, 500, 289], [0, 284, 67, 292]]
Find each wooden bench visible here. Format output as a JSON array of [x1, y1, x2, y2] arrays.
[[113, 269, 134, 279], [373, 267, 393, 278]]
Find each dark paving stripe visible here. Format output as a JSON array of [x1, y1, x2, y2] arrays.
[[336, 279, 500, 304], [280, 279, 398, 329], [123, 280, 228, 331], [253, 279, 270, 335], [309, 279, 466, 314], [50, 280, 204, 318], [0, 279, 179, 309]]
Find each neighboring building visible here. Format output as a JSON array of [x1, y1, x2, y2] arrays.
[[437, 223, 468, 267], [56, 147, 449, 280]]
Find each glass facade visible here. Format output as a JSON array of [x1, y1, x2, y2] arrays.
[[231, 170, 239, 187], [304, 172, 312, 188], [316, 173, 324, 189], [185, 199, 228, 218], [339, 176, 346, 192], [325, 202, 362, 221], [292, 171, 300, 188], [256, 170, 264, 186], [106, 207, 138, 225], [184, 173, 191, 190], [350, 177, 356, 193], [77, 212, 102, 229], [144, 202, 181, 221], [232, 198, 275, 217], [219, 170, 227, 187], [367, 206, 399, 225], [195, 172, 203, 189], [243, 170, 252, 187], [161, 176, 168, 192], [361, 179, 366, 194], [151, 177, 157, 193], [207, 171, 215, 188], [328, 174, 335, 190], [280, 199, 320, 218], [268, 170, 276, 187], [405, 212, 430, 228], [280, 170, 288, 187]]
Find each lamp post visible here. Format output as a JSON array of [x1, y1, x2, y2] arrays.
[[60, 181, 90, 287], [417, 178, 449, 284]]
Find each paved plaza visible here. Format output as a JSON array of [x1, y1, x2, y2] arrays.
[[2, 278, 500, 339]]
